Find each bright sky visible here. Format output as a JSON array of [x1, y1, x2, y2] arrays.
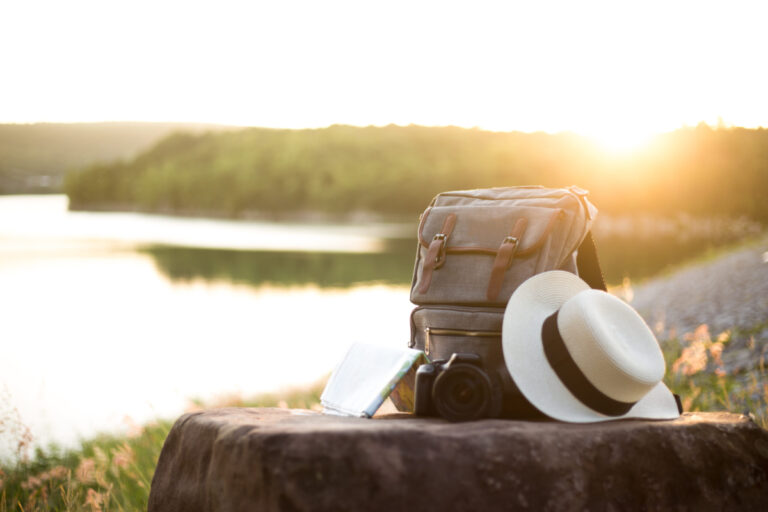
[[1, 0, 767, 148]]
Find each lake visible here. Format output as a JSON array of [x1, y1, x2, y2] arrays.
[[0, 195, 755, 459], [0, 195, 416, 460]]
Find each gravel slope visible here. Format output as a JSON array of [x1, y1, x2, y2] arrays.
[[628, 234, 768, 371]]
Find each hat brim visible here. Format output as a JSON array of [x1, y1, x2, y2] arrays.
[[502, 271, 680, 423]]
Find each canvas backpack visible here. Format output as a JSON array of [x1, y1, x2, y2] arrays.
[[407, 185, 606, 417]]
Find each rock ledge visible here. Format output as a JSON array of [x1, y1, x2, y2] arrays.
[[149, 408, 768, 512]]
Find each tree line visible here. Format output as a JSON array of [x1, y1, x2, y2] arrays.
[[0, 122, 233, 194], [64, 124, 768, 223]]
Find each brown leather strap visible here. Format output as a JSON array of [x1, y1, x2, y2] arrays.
[[486, 217, 528, 301], [417, 213, 457, 294]]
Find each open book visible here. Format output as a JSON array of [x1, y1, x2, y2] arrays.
[[321, 343, 428, 418]]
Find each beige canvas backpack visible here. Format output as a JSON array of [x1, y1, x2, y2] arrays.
[[408, 185, 606, 417]]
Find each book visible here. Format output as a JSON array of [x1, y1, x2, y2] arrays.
[[321, 343, 428, 418]]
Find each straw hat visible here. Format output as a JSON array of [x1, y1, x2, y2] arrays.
[[502, 271, 680, 423]]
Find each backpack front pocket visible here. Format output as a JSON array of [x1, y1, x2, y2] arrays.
[[409, 305, 540, 418], [410, 204, 573, 306]]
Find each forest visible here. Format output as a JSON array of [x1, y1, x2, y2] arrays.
[[0, 122, 232, 193], [63, 124, 768, 222]]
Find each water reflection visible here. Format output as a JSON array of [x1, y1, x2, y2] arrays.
[[0, 194, 413, 253], [143, 240, 416, 288]]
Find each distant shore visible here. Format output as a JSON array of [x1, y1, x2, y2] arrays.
[[66, 199, 416, 225]]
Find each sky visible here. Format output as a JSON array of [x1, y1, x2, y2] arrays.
[[1, 0, 767, 149]]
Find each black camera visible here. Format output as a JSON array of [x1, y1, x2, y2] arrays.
[[414, 353, 503, 421]]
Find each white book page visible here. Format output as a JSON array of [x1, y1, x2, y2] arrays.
[[321, 343, 423, 417]]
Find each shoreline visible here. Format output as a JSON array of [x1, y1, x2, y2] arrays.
[[66, 200, 418, 225]]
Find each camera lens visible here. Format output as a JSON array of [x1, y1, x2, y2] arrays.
[[432, 364, 493, 421]]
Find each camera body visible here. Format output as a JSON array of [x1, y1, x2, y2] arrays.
[[414, 352, 503, 421]]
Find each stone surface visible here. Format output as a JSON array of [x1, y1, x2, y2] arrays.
[[149, 408, 768, 512]]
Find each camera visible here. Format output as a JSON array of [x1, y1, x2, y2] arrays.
[[414, 353, 503, 421]]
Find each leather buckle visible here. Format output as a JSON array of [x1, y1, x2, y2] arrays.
[[503, 236, 518, 244], [433, 233, 448, 268], [503, 236, 519, 268]]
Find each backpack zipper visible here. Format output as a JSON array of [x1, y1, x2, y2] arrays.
[[424, 327, 501, 355]]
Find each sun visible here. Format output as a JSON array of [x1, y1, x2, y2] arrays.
[[586, 126, 658, 153]]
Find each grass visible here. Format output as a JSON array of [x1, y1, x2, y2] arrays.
[[662, 323, 768, 429], [1, 325, 766, 511], [1, 420, 172, 512], [0, 380, 326, 512]]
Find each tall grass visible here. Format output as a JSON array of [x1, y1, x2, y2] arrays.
[[0, 419, 172, 512], [0, 381, 326, 512], [662, 324, 768, 428]]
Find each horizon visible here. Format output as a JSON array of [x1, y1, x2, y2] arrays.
[[4, 118, 763, 134], [4, 119, 765, 156]]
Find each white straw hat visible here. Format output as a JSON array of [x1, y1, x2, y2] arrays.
[[502, 271, 681, 423]]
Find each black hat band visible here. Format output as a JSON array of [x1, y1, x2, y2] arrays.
[[541, 311, 637, 416]]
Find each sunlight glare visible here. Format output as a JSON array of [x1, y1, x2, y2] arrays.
[[587, 126, 657, 153]]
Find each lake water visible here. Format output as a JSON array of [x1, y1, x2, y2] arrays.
[[0, 195, 755, 460], [0, 195, 414, 459]]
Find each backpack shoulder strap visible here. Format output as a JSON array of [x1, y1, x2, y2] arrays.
[[576, 231, 607, 291]]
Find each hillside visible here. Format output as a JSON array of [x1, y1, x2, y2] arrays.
[[63, 124, 768, 222], [0, 122, 239, 193]]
